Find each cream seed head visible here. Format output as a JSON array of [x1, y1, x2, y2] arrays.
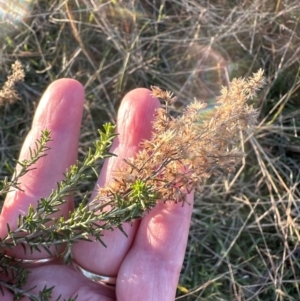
[[98, 70, 265, 209]]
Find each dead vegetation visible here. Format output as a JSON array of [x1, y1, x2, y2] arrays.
[[1, 0, 300, 300]]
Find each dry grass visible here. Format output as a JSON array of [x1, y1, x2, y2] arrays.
[[1, 0, 300, 300]]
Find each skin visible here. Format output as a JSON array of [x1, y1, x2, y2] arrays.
[[0, 79, 193, 301]]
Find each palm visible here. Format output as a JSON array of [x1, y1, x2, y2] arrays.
[[0, 79, 193, 301]]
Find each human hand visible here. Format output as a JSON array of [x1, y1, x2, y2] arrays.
[[0, 79, 193, 301]]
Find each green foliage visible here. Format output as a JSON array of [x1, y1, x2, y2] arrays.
[[0, 124, 160, 299], [0, 130, 51, 196]]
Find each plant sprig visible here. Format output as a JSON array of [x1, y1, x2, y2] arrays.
[[0, 123, 118, 251], [0, 70, 265, 300], [0, 130, 52, 197]]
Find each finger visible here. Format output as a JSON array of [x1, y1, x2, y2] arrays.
[[72, 88, 160, 275], [0, 287, 13, 301], [1, 265, 115, 301], [22, 265, 115, 301], [117, 194, 194, 301], [0, 79, 84, 258]]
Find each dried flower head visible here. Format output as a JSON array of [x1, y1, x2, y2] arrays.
[[0, 60, 25, 107], [98, 70, 265, 210], [151, 85, 177, 105]]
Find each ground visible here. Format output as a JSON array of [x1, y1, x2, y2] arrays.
[[1, 1, 300, 300]]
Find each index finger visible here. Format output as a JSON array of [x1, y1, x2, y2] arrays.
[[0, 79, 84, 259]]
